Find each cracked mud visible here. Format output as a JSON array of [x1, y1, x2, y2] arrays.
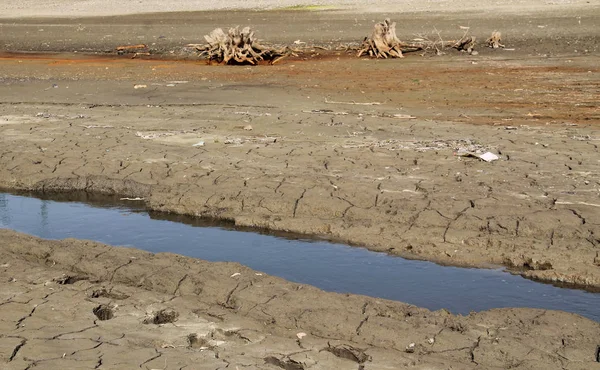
[[1, 230, 599, 369]]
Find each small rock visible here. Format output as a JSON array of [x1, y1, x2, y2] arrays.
[[296, 332, 307, 339], [405, 343, 416, 353], [243, 124, 253, 131], [427, 338, 435, 345]]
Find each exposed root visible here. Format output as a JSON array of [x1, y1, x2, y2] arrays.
[[486, 31, 505, 48], [188, 26, 289, 65], [358, 18, 405, 58]]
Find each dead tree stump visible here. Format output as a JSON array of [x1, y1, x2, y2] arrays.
[[188, 26, 286, 65], [486, 31, 505, 48], [358, 19, 404, 58]]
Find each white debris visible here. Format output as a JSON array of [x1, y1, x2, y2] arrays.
[[224, 138, 244, 145], [296, 332, 307, 339], [479, 152, 499, 162], [193, 141, 205, 147], [230, 272, 241, 278], [134, 84, 147, 89], [393, 114, 416, 119]]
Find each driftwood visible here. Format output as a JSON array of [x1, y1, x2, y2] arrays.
[[486, 31, 505, 48], [115, 44, 150, 58], [358, 19, 404, 58], [453, 36, 477, 54], [188, 26, 287, 65]]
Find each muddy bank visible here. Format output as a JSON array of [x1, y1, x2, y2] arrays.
[[1, 229, 599, 369]]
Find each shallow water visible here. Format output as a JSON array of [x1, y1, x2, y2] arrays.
[[1, 192, 599, 322]]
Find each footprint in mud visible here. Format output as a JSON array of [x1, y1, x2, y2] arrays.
[[187, 333, 209, 349], [93, 304, 114, 321], [55, 274, 88, 284], [264, 356, 305, 370]]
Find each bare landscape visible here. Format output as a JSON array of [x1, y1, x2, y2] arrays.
[[1, 1, 599, 369]]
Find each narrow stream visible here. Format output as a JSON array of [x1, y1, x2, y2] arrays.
[[1, 192, 599, 322]]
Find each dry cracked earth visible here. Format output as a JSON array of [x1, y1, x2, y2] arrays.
[[1, 5, 600, 370]]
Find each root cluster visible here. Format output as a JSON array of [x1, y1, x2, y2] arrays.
[[486, 31, 505, 48], [188, 26, 287, 65], [357, 19, 404, 58]]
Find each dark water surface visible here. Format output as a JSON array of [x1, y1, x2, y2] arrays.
[[1, 192, 599, 322]]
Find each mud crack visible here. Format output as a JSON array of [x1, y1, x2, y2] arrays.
[[9, 338, 26, 361]]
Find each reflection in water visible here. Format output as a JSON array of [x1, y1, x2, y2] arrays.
[[0, 192, 599, 322], [40, 200, 49, 232], [0, 193, 10, 226]]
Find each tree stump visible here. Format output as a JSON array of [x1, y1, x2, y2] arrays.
[[358, 19, 404, 58], [188, 26, 286, 65], [486, 31, 505, 48]]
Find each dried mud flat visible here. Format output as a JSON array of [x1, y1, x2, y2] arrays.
[[1, 3, 600, 369]]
